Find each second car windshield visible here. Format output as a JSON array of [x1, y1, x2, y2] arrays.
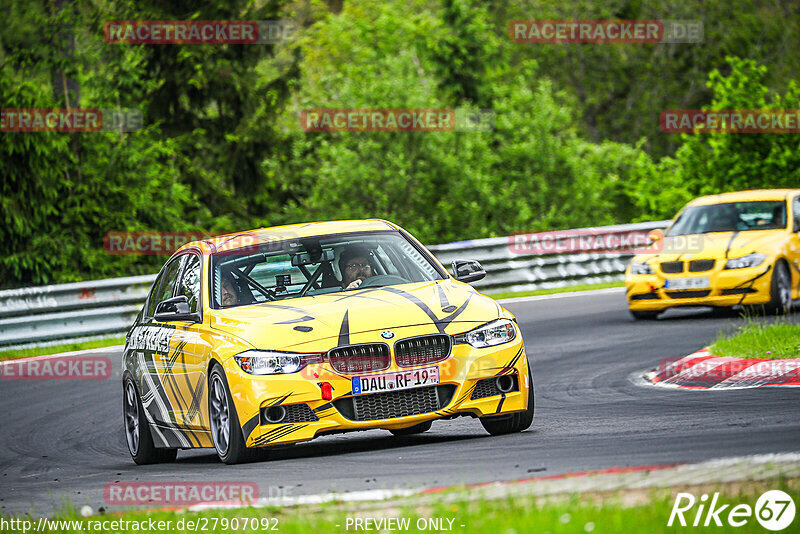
[[210, 231, 444, 308], [666, 201, 787, 236]]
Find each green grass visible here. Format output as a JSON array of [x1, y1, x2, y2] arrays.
[[3, 479, 796, 533], [710, 319, 800, 359], [0, 336, 125, 362], [488, 281, 624, 301]]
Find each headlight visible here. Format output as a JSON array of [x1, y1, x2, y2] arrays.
[[234, 350, 322, 375], [454, 319, 516, 348], [724, 253, 766, 270], [630, 261, 654, 275]]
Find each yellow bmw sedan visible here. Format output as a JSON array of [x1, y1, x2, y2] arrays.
[[626, 189, 800, 319], [122, 220, 533, 464]]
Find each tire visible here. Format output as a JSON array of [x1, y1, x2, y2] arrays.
[[766, 261, 792, 315], [123, 377, 177, 465], [479, 361, 534, 436], [389, 421, 433, 436], [630, 309, 661, 320], [209, 364, 256, 465]]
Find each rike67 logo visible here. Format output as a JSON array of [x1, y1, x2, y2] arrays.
[[669, 490, 795, 530]]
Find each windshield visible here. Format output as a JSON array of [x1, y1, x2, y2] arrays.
[[210, 231, 445, 308], [666, 201, 787, 236]]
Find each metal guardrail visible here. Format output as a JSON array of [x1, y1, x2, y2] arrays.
[[429, 220, 670, 294], [0, 221, 670, 350]]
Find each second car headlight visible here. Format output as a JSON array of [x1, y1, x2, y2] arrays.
[[234, 350, 321, 375], [724, 253, 766, 270], [630, 261, 654, 275], [454, 319, 517, 348]]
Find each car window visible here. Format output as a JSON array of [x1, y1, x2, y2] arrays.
[[145, 270, 166, 319], [210, 231, 445, 308], [177, 254, 202, 313], [153, 255, 184, 312], [794, 196, 800, 231], [666, 201, 787, 235]]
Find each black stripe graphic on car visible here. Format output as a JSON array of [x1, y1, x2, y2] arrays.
[[275, 315, 316, 324], [253, 424, 310, 446], [495, 393, 506, 413], [436, 284, 450, 309], [338, 310, 350, 346], [241, 414, 260, 440]]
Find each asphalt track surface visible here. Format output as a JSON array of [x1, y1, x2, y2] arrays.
[[1, 289, 799, 515]]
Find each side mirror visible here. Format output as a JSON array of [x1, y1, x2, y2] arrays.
[[648, 229, 663, 244], [452, 259, 486, 283], [154, 295, 199, 323]]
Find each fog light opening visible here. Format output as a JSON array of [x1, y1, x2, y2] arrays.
[[264, 405, 287, 424], [496, 375, 515, 393]]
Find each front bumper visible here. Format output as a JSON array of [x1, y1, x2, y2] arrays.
[[625, 263, 773, 311], [226, 338, 530, 447]]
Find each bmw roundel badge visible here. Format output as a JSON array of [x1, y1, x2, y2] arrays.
[[381, 330, 395, 340]]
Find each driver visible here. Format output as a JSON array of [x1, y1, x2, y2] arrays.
[[220, 273, 241, 306], [339, 246, 373, 289]]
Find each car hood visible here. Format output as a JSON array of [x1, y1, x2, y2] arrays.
[[208, 279, 503, 351], [634, 230, 782, 263]]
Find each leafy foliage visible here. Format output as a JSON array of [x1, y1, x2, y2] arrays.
[[1, 0, 798, 287]]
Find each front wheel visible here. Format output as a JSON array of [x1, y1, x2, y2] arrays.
[[766, 261, 792, 315], [479, 361, 534, 436], [123, 377, 177, 465], [209, 364, 255, 464]]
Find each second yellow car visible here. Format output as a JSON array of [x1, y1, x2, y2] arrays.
[[626, 189, 800, 319]]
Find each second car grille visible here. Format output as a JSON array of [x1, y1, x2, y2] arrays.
[[660, 261, 684, 273], [666, 290, 711, 298], [395, 334, 451, 367], [333, 385, 456, 421], [689, 260, 715, 272], [328, 343, 390, 374]]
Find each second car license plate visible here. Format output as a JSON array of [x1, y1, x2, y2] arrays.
[[352, 366, 440, 395], [665, 277, 710, 290]]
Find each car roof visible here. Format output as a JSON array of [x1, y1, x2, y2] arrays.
[[177, 219, 400, 255], [687, 189, 800, 207]]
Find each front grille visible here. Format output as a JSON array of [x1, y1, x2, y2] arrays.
[[689, 259, 715, 272], [660, 261, 684, 273], [721, 287, 757, 295], [666, 290, 711, 299], [630, 293, 660, 300], [328, 343, 390, 374], [260, 403, 319, 425], [333, 385, 456, 421], [395, 334, 451, 367], [471, 375, 519, 400]]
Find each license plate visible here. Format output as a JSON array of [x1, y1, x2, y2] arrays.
[[352, 366, 440, 395], [665, 277, 710, 290]]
